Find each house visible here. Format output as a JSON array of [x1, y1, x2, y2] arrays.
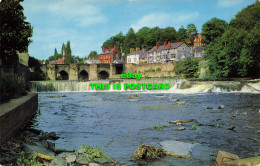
[[49, 55, 65, 64], [99, 45, 121, 64], [193, 33, 204, 47], [127, 48, 146, 64], [147, 41, 192, 63], [139, 52, 148, 64], [193, 46, 205, 58]]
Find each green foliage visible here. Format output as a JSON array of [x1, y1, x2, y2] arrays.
[[0, 74, 28, 102], [19, 151, 40, 166], [80, 145, 114, 162], [144, 68, 155, 73], [190, 126, 200, 130], [186, 24, 198, 47], [29, 56, 46, 80], [174, 58, 199, 78], [87, 51, 98, 59], [123, 28, 137, 55], [201, 17, 228, 45], [205, 2, 260, 78], [0, 0, 33, 64], [156, 67, 161, 71], [176, 26, 188, 42]]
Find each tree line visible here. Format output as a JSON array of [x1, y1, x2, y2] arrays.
[[102, 24, 198, 56]]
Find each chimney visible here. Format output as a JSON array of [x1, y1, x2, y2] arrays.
[[136, 47, 140, 52], [168, 41, 171, 49], [164, 42, 166, 47], [156, 43, 159, 49]]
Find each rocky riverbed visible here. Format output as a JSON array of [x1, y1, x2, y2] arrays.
[[0, 127, 121, 166]]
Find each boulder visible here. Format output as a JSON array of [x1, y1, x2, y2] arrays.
[[89, 163, 101, 166], [223, 156, 260, 166], [94, 157, 110, 164], [215, 150, 239, 166], [76, 154, 91, 165], [65, 154, 76, 163]]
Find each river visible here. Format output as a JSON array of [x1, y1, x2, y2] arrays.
[[30, 80, 260, 165]]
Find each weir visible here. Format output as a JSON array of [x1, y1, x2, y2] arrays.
[[30, 79, 260, 93]]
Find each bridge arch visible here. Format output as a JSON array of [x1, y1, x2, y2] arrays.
[[79, 70, 89, 81], [58, 70, 69, 80], [98, 70, 109, 80]]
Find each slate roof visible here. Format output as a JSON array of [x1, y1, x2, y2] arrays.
[[129, 50, 147, 59], [148, 42, 184, 53], [193, 46, 202, 53]]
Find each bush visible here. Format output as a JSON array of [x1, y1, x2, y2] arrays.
[[0, 74, 28, 102], [174, 58, 199, 78], [144, 68, 155, 73], [156, 67, 161, 71]]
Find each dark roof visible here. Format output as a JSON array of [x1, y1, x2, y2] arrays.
[[140, 52, 147, 59], [129, 50, 145, 55], [148, 42, 184, 53], [193, 46, 202, 53]]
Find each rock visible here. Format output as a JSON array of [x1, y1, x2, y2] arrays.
[[24, 131, 38, 137], [89, 163, 101, 166], [176, 101, 185, 105], [48, 132, 60, 140], [129, 99, 139, 102], [170, 98, 180, 102], [218, 105, 225, 109], [77, 148, 85, 154], [207, 106, 214, 109], [76, 154, 91, 165], [65, 154, 76, 163], [227, 126, 236, 131], [215, 150, 239, 166], [176, 127, 186, 131], [22, 142, 55, 157], [94, 158, 110, 164], [129, 95, 137, 98], [50, 156, 68, 166], [223, 156, 260, 166]]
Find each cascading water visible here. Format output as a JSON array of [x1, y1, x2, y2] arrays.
[[30, 80, 260, 93]]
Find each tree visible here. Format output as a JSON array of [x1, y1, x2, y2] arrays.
[[160, 27, 177, 44], [176, 26, 187, 42], [0, 0, 33, 64], [66, 41, 72, 56], [205, 2, 260, 78], [54, 48, 58, 56], [186, 24, 198, 46], [136, 27, 151, 49], [87, 51, 98, 59], [123, 28, 137, 55], [201, 17, 228, 45], [174, 58, 199, 78]]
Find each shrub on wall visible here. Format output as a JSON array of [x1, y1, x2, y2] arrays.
[[174, 58, 199, 78]]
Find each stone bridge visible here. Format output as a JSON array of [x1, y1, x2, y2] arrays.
[[41, 64, 123, 80]]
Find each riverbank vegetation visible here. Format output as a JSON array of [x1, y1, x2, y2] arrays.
[[0, 74, 28, 103]]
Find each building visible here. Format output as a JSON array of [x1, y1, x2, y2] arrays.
[[49, 55, 65, 64], [39, 60, 46, 64], [84, 59, 99, 64], [139, 52, 148, 64], [193, 33, 204, 47], [193, 46, 205, 58], [99, 45, 121, 64], [127, 48, 146, 64], [147, 41, 192, 63]]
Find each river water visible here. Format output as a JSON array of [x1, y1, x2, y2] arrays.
[[30, 80, 260, 165]]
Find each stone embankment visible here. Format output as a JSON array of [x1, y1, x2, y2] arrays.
[[0, 93, 38, 144]]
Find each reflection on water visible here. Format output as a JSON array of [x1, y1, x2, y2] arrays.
[[33, 92, 260, 165]]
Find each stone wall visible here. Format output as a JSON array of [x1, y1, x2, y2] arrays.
[[125, 62, 177, 78], [0, 93, 38, 144]]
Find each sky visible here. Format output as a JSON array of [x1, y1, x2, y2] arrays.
[[21, 0, 255, 60]]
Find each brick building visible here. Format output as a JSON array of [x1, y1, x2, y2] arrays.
[[99, 45, 121, 64]]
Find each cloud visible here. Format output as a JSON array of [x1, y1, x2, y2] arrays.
[[217, 0, 245, 7], [131, 12, 199, 31]]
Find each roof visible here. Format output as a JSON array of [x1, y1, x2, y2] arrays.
[[140, 52, 147, 59], [193, 46, 202, 53], [100, 49, 114, 55], [148, 42, 184, 53], [129, 50, 148, 59]]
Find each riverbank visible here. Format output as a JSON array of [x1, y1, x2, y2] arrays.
[[0, 127, 121, 166]]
